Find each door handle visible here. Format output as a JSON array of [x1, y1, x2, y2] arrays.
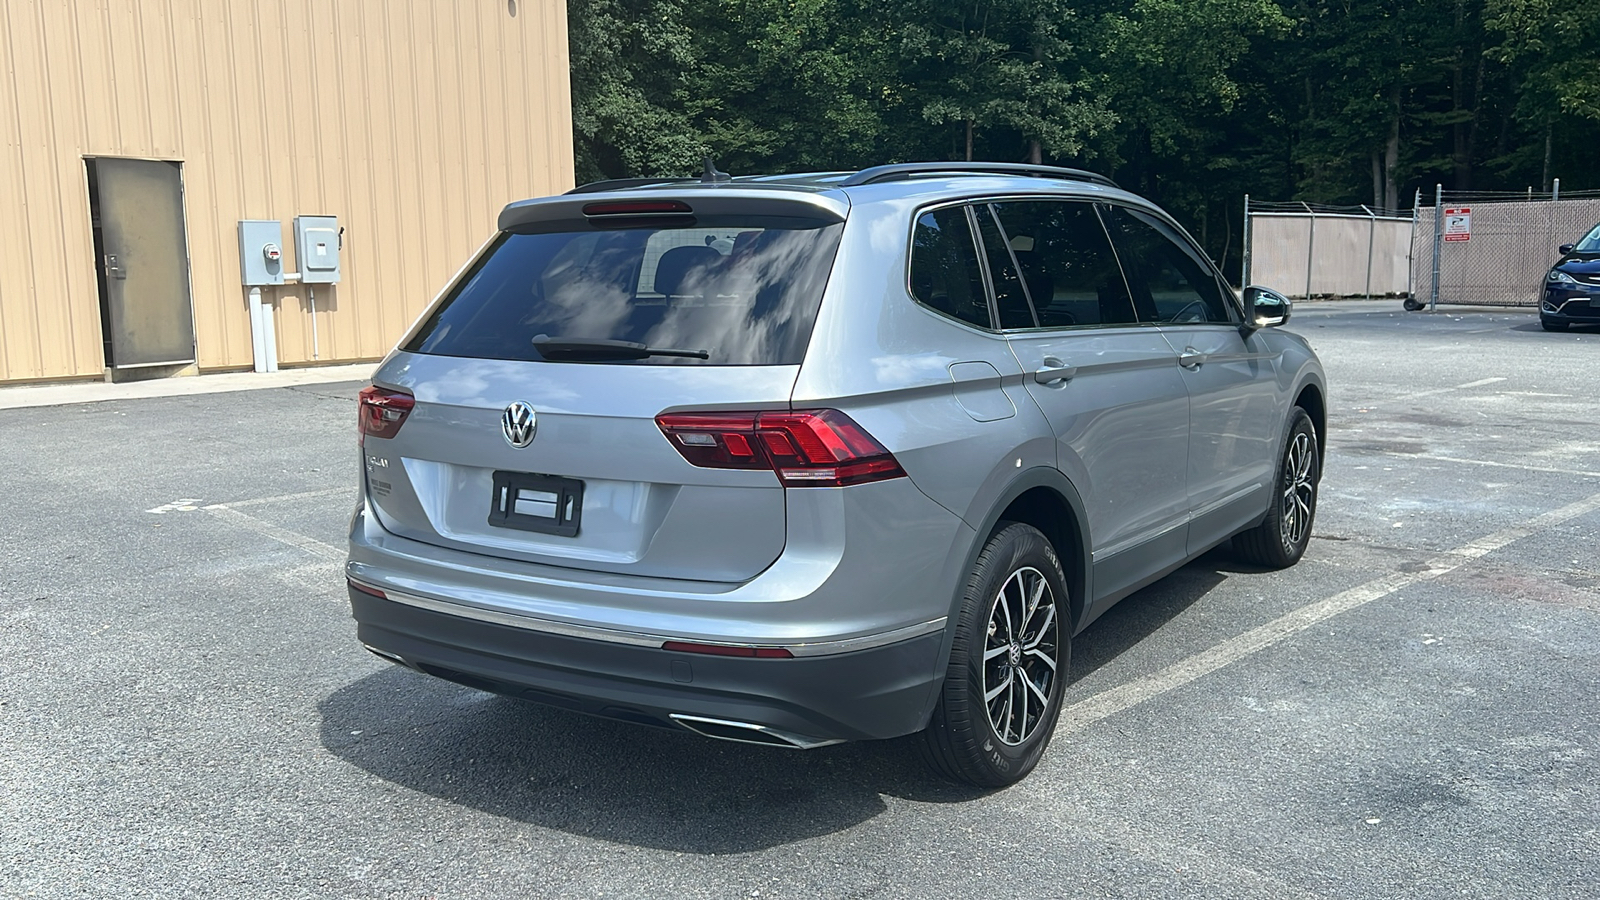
[[1034, 358, 1077, 385], [104, 254, 126, 280], [1178, 348, 1207, 369]]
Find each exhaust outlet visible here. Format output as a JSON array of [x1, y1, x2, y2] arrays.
[[669, 714, 842, 750], [361, 644, 409, 667]]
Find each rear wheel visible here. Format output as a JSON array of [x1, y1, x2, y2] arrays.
[[921, 522, 1069, 788], [1234, 408, 1319, 569], [1541, 318, 1569, 332]]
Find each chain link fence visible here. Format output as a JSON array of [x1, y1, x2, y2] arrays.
[[1244, 201, 1414, 300], [1410, 189, 1600, 307]]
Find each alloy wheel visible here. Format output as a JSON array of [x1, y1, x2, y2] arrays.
[[982, 566, 1061, 746], [1280, 431, 1316, 551]]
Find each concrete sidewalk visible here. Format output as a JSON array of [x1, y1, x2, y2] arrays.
[[0, 363, 377, 410]]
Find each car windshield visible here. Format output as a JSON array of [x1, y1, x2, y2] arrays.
[[1575, 223, 1600, 253], [404, 219, 844, 365]]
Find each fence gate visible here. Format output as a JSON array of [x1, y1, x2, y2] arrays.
[[1410, 190, 1600, 307]]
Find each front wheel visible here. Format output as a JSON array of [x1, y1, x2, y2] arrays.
[[920, 522, 1070, 788], [1234, 408, 1320, 569]]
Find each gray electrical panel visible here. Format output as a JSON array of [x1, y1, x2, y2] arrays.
[[238, 220, 286, 286], [293, 215, 341, 284]]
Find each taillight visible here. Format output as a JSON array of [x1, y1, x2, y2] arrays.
[[358, 386, 415, 441], [655, 409, 906, 487]]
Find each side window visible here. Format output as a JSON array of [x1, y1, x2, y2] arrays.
[[909, 207, 992, 329], [1101, 206, 1233, 324], [973, 206, 1037, 329], [990, 200, 1138, 328]]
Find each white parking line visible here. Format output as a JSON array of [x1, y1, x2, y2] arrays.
[[201, 505, 346, 562], [1058, 490, 1600, 734], [1403, 375, 1507, 399], [208, 487, 354, 510], [1410, 455, 1600, 479]]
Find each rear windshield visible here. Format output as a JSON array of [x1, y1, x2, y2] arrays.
[[404, 218, 844, 365]]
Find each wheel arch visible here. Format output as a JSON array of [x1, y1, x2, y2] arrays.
[[1293, 380, 1327, 460], [947, 468, 1093, 639]]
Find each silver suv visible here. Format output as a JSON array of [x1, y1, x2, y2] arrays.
[[346, 163, 1325, 787]]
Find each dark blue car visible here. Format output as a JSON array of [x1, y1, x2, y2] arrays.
[[1542, 222, 1600, 331]]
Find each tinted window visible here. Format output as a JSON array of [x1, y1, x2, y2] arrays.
[[1102, 206, 1233, 324], [909, 208, 992, 329], [404, 220, 843, 365], [991, 201, 1138, 328], [974, 206, 1037, 329]]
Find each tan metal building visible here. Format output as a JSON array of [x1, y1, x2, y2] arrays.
[[0, 0, 574, 384]]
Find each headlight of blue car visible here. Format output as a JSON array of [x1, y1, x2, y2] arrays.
[[1548, 269, 1578, 284]]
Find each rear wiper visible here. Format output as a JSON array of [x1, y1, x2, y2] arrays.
[[531, 338, 710, 361]]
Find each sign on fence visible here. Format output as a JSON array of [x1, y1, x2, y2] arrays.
[[1444, 208, 1472, 242]]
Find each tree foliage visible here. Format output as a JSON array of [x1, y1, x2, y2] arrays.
[[566, 0, 1600, 273]]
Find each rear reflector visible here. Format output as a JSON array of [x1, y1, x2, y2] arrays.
[[662, 641, 794, 659], [347, 578, 387, 599], [358, 386, 415, 442], [582, 200, 692, 216], [655, 409, 907, 487]]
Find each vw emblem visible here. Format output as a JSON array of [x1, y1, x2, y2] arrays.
[[501, 401, 537, 448]]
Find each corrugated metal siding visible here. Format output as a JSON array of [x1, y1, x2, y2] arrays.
[[0, 0, 573, 383]]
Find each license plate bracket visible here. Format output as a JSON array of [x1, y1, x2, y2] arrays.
[[488, 471, 583, 537]]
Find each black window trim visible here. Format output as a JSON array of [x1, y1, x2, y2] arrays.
[[978, 203, 1041, 329]]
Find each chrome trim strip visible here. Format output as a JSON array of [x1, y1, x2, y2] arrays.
[[351, 578, 947, 658], [1188, 482, 1266, 520], [669, 714, 844, 750], [1092, 520, 1187, 563]]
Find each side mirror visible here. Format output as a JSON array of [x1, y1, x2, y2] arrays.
[[1242, 285, 1291, 329], [1559, 243, 1575, 255]]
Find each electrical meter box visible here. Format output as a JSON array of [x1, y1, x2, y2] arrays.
[[293, 215, 341, 284], [238, 220, 286, 286]]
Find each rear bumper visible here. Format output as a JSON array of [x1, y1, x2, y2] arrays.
[[350, 586, 946, 742]]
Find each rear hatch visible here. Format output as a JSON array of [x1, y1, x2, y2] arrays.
[[360, 190, 847, 582]]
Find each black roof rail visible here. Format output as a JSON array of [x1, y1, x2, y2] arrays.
[[838, 162, 1118, 189], [565, 177, 698, 195]]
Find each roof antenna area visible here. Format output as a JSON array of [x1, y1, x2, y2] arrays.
[[701, 156, 731, 184]]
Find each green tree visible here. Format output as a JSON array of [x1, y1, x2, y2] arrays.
[[1486, 0, 1600, 187], [898, 0, 1113, 162], [568, 0, 706, 181]]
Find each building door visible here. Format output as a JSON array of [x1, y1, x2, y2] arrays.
[[87, 158, 197, 369]]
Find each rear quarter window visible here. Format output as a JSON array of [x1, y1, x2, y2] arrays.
[[908, 207, 992, 329], [405, 219, 844, 365]]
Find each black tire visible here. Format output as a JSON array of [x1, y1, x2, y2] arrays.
[[920, 522, 1070, 788], [1402, 297, 1425, 311], [1234, 408, 1320, 569], [1541, 318, 1569, 332]]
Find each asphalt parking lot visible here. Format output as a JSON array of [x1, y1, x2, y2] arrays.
[[2, 300, 1597, 899]]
